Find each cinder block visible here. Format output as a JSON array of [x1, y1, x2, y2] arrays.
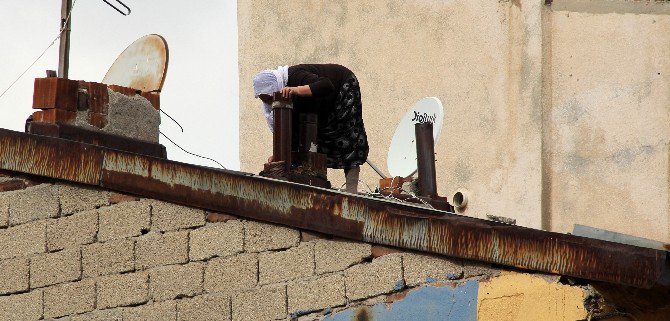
[[98, 200, 150, 241], [33, 77, 79, 111], [150, 262, 203, 301], [122, 301, 176, 321], [0, 290, 43, 320], [231, 286, 286, 321], [140, 91, 160, 109], [177, 293, 230, 321], [259, 242, 314, 285], [0, 258, 29, 295], [314, 239, 371, 274], [0, 194, 8, 228], [402, 252, 463, 286], [463, 260, 501, 279], [69, 308, 122, 321], [288, 273, 345, 315], [47, 209, 98, 251], [245, 220, 300, 252], [82, 238, 134, 277], [345, 254, 404, 301], [8, 184, 59, 226], [43, 279, 95, 318], [0, 220, 46, 260], [204, 253, 257, 294], [58, 184, 109, 216], [30, 248, 81, 288], [189, 221, 244, 261], [301, 230, 328, 242], [135, 231, 189, 269], [97, 272, 149, 309], [151, 201, 205, 232]]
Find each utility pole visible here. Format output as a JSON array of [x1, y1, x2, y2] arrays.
[[58, 0, 72, 79]]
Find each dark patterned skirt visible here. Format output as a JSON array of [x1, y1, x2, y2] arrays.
[[318, 75, 369, 169]]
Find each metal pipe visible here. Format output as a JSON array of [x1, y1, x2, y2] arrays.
[[299, 113, 318, 155], [272, 93, 292, 173], [415, 122, 437, 198], [58, 0, 73, 79], [366, 159, 387, 179]]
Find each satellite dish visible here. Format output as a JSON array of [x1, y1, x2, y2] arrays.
[[386, 97, 444, 178], [102, 34, 169, 92]]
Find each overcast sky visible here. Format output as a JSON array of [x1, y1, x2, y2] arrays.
[[0, 1, 240, 169]]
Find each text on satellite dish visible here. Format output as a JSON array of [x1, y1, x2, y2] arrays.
[[411, 111, 437, 124]]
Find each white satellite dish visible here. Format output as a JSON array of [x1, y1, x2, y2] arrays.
[[386, 97, 444, 178], [102, 34, 169, 92]]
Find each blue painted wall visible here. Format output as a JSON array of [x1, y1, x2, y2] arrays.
[[324, 280, 478, 321]]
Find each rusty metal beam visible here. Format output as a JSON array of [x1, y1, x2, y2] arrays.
[[0, 128, 667, 289]]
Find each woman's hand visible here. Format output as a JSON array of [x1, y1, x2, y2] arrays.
[[280, 87, 296, 98]]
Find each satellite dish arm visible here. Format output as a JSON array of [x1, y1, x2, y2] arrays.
[[366, 159, 387, 179]]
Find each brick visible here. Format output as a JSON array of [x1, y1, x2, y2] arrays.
[[371, 244, 403, 258], [259, 243, 314, 285], [44, 279, 95, 318], [244, 220, 300, 252], [301, 230, 328, 242], [402, 252, 463, 286], [31, 109, 77, 123], [98, 200, 150, 241], [177, 293, 230, 321], [288, 273, 345, 314], [140, 92, 160, 109], [8, 184, 59, 226], [151, 201, 205, 232], [189, 221, 243, 261], [0, 258, 29, 294], [150, 262, 203, 301], [47, 210, 98, 251], [135, 231, 189, 269], [204, 253, 257, 294], [205, 211, 238, 223], [82, 81, 109, 114], [345, 254, 404, 301], [89, 112, 108, 128], [97, 272, 149, 309], [30, 248, 81, 288], [0, 290, 43, 320], [315, 239, 371, 274], [0, 220, 46, 259], [82, 239, 134, 277], [0, 193, 8, 228], [108, 84, 139, 96], [58, 184, 109, 216], [0, 179, 26, 192], [109, 192, 140, 204], [122, 301, 176, 321], [69, 309, 122, 321], [232, 286, 286, 321], [33, 77, 79, 111]]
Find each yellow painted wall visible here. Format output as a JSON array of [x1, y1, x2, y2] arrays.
[[477, 272, 587, 321]]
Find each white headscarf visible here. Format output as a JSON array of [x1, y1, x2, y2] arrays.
[[253, 66, 289, 131]]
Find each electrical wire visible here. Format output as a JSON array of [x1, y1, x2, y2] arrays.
[[159, 131, 227, 169], [159, 109, 184, 132], [0, 0, 78, 101]]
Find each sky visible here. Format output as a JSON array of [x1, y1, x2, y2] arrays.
[[0, 1, 240, 170]]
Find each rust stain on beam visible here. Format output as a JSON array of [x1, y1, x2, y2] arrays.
[[0, 128, 667, 289]]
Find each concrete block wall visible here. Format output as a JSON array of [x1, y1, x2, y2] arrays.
[[0, 173, 599, 321]]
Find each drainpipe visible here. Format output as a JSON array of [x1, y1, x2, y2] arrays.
[[415, 122, 437, 198], [272, 93, 292, 173]]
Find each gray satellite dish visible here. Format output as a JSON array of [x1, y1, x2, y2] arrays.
[[386, 97, 444, 178], [102, 34, 169, 92]]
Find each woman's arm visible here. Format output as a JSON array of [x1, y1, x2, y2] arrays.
[[280, 85, 312, 98]]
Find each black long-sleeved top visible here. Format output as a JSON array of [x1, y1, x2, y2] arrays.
[[287, 64, 354, 126]]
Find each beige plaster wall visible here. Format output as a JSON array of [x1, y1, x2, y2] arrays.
[[238, 0, 670, 242]]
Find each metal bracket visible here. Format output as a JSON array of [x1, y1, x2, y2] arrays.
[[102, 0, 131, 15]]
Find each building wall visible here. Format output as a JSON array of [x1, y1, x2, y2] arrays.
[[238, 0, 670, 243], [0, 173, 596, 320]]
